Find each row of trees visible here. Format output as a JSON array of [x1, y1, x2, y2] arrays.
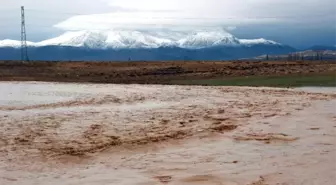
[[264, 51, 326, 61]]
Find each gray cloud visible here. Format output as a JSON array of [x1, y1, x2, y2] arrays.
[[0, 0, 114, 40], [54, 0, 336, 30], [0, 0, 335, 46]]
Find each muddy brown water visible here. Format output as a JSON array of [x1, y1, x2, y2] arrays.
[[0, 82, 335, 185]]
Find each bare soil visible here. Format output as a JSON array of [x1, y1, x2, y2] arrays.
[[0, 60, 335, 84]]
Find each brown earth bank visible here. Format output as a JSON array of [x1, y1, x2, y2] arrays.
[[0, 60, 335, 84]]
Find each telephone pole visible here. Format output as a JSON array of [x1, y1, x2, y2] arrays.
[[21, 6, 29, 62]]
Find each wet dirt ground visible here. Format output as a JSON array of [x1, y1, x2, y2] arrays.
[[0, 82, 335, 185]]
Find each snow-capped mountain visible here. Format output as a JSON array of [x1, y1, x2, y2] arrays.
[[0, 29, 282, 49], [0, 29, 294, 61]]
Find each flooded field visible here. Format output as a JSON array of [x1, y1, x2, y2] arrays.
[[0, 82, 335, 185]]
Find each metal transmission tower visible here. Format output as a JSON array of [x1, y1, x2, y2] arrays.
[[21, 6, 29, 62]]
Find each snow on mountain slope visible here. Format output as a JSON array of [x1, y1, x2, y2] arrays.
[[36, 30, 176, 48], [36, 31, 108, 48], [0, 39, 35, 48], [0, 30, 282, 49], [178, 30, 240, 48], [239, 38, 281, 46], [105, 30, 174, 48]]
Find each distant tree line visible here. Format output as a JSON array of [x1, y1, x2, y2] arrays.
[[264, 51, 327, 61]]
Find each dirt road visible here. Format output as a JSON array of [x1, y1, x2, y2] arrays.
[[0, 82, 335, 184]]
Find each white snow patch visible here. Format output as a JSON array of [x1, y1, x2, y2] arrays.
[[0, 30, 281, 49], [239, 38, 281, 45]]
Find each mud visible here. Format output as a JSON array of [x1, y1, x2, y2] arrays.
[[233, 133, 299, 144], [0, 82, 335, 185]]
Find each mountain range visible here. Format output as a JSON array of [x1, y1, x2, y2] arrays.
[[0, 29, 299, 61]]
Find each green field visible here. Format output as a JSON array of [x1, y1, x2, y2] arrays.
[[171, 73, 336, 87]]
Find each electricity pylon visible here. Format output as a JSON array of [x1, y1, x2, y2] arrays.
[[21, 6, 29, 62]]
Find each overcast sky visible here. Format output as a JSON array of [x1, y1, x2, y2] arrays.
[[0, 0, 335, 48]]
